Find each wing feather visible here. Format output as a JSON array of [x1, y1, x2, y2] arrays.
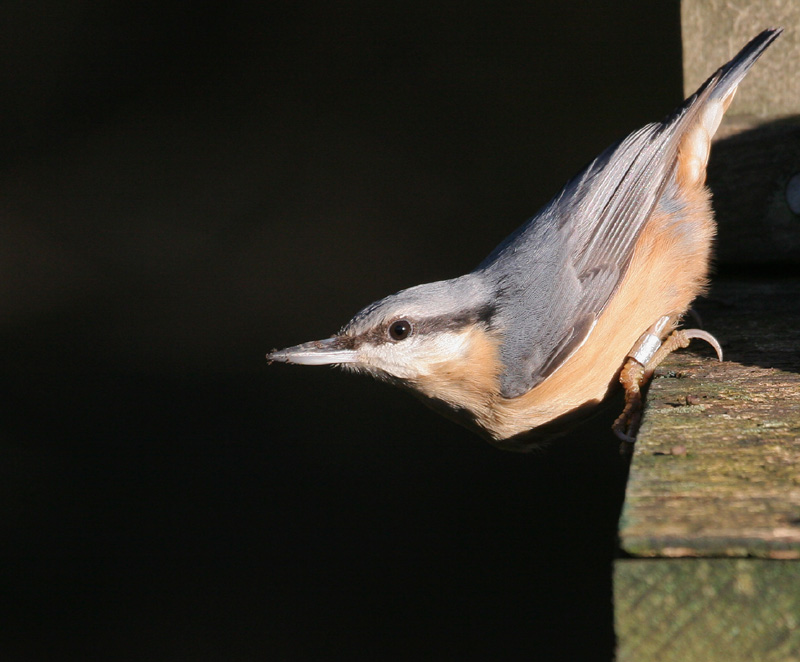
[[479, 29, 780, 399]]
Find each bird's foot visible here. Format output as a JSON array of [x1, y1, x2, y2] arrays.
[[612, 320, 723, 443]]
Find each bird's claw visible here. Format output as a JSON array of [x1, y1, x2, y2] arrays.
[[679, 328, 723, 361], [613, 326, 723, 443]]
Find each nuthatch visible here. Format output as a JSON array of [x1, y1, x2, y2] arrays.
[[268, 30, 781, 450]]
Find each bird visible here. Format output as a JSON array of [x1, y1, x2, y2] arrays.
[[268, 29, 781, 451]]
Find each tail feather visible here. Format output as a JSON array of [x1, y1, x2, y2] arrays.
[[707, 28, 782, 105], [677, 27, 782, 187]]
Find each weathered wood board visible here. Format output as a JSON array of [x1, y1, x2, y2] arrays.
[[619, 278, 800, 558], [615, 559, 800, 662], [616, 278, 800, 660]]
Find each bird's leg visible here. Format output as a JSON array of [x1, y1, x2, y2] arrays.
[[614, 359, 647, 443], [613, 316, 723, 443]]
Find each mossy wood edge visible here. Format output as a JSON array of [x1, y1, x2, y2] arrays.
[[618, 277, 800, 558]]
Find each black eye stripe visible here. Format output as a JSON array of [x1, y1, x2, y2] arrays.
[[341, 303, 495, 348]]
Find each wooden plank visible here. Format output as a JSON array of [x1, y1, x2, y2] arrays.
[[619, 277, 800, 558], [616, 279, 800, 657], [615, 559, 800, 662]]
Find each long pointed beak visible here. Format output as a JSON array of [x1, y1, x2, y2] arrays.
[[267, 337, 359, 366]]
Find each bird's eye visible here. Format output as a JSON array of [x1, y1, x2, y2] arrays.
[[388, 319, 413, 341]]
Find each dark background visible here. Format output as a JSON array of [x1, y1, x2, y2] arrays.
[[0, 2, 682, 659]]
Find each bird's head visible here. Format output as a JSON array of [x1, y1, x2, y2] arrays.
[[268, 275, 503, 427]]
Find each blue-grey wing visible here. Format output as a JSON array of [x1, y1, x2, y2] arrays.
[[478, 29, 780, 399], [479, 124, 675, 398]]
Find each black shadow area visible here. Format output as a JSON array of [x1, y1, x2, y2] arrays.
[[0, 371, 629, 660]]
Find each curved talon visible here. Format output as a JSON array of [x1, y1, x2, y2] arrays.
[[613, 415, 639, 444], [614, 427, 637, 444], [680, 328, 723, 361]]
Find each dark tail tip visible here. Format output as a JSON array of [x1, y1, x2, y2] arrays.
[[703, 27, 783, 102]]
